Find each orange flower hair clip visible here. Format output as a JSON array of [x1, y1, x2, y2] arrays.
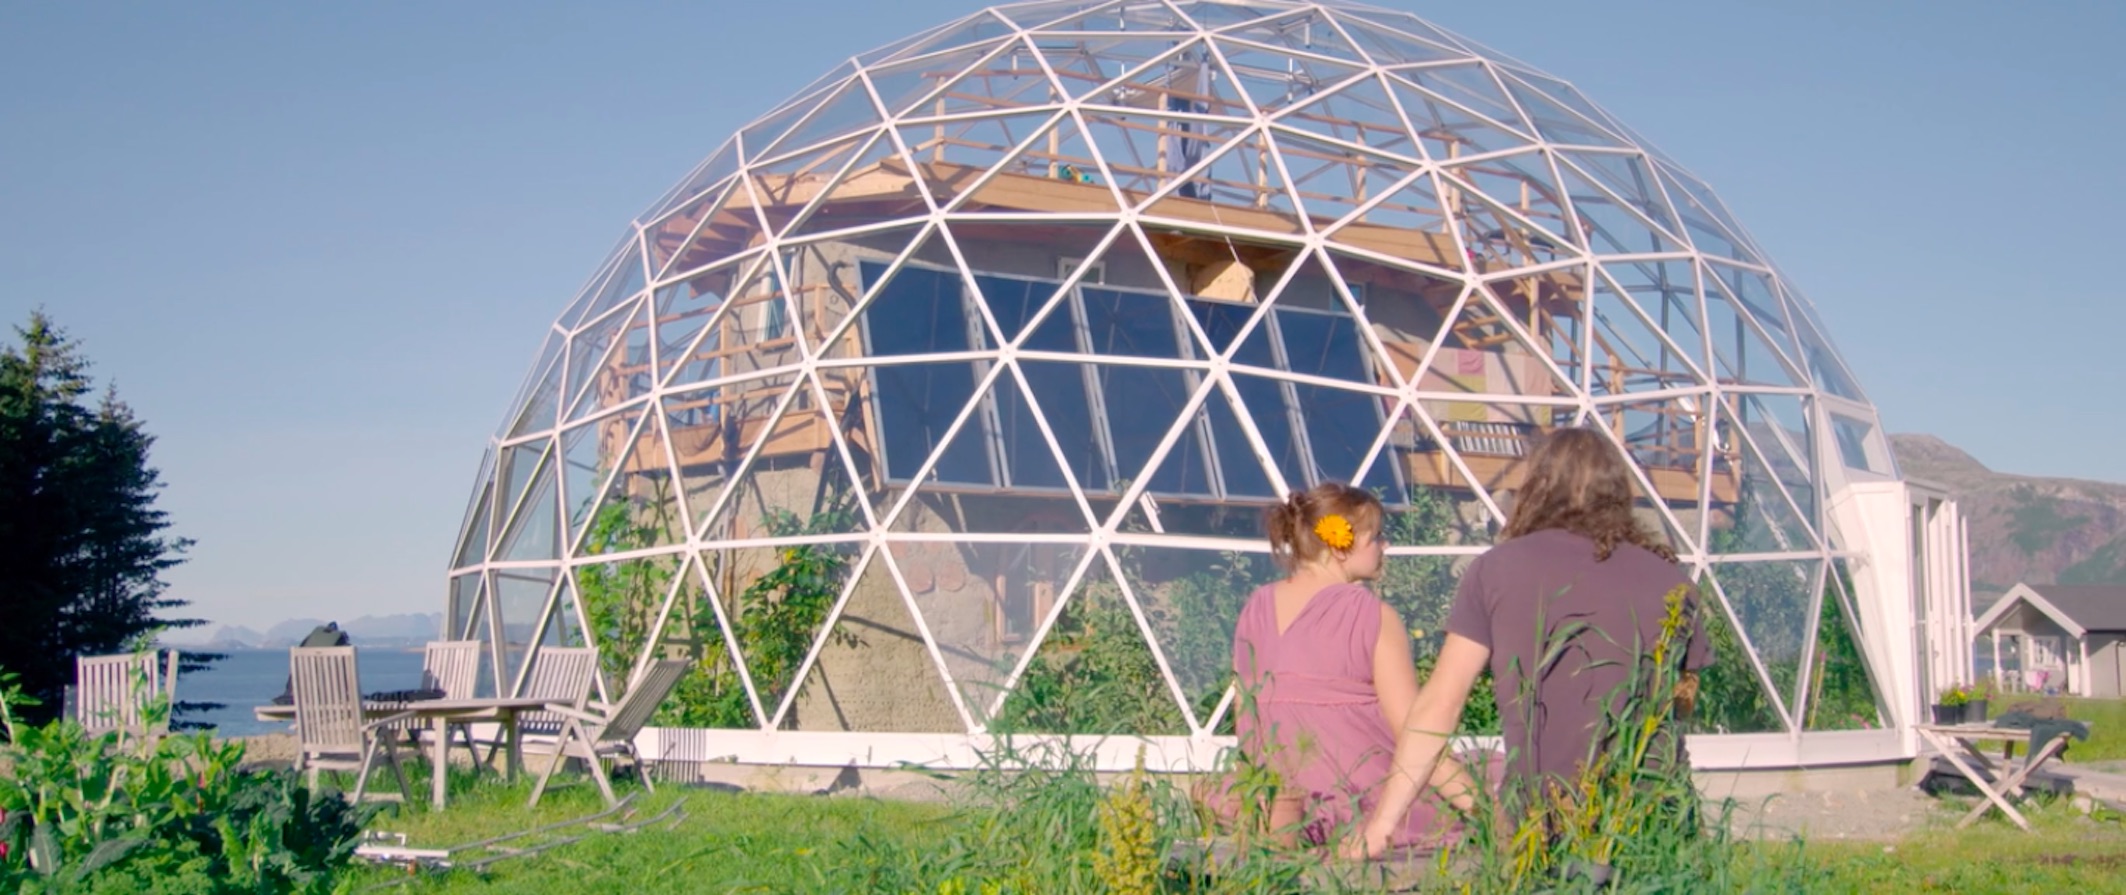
[[1314, 514, 1355, 551]]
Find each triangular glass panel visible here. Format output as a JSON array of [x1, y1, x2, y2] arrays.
[[1218, 9, 1368, 66], [706, 539, 866, 727], [1790, 302, 1866, 401], [634, 556, 757, 729], [1700, 268, 1802, 388], [853, 249, 982, 359], [646, 180, 739, 281], [1556, 162, 1684, 257], [1803, 564, 1888, 731], [1120, 543, 1280, 729], [1269, 130, 1422, 232], [787, 548, 969, 732], [746, 135, 871, 230], [892, 539, 1088, 727], [996, 0, 1119, 31], [1706, 402, 1819, 555], [882, 376, 1007, 531], [1333, 15, 1470, 67], [900, 112, 1069, 211], [962, 221, 1123, 347], [454, 481, 493, 571], [1589, 396, 1714, 554], [1079, 281, 1193, 360], [1683, 570, 1788, 734], [497, 460, 561, 563], [558, 406, 648, 546], [1181, 262, 1280, 353], [1706, 261, 1803, 358], [561, 242, 647, 332], [989, 551, 1189, 735], [1391, 63, 1530, 137], [1365, 401, 1504, 548], [1413, 284, 1577, 408], [1730, 392, 1818, 526], [738, 82, 835, 162], [449, 574, 484, 644], [1497, 72, 1629, 149], [782, 140, 926, 243], [1377, 544, 1468, 667], [863, 45, 998, 121], [919, 114, 1124, 217], [1069, 109, 1245, 210], [538, 575, 593, 667], [575, 550, 689, 692], [1437, 167, 1576, 273], [1207, 36, 1365, 118], [896, 369, 1100, 533], [563, 301, 644, 420], [1708, 558, 1820, 727], [1272, 73, 1426, 161], [911, 36, 1068, 119], [757, 81, 887, 162], [1323, 175, 1461, 273], [663, 370, 801, 533], [1384, 73, 1528, 163], [576, 420, 686, 556], [1599, 258, 1707, 377], [1654, 163, 1757, 252], [1142, 128, 1308, 238], [1113, 380, 1274, 531], [653, 259, 749, 388], [1586, 267, 1707, 396], [504, 332, 566, 439], [847, 359, 992, 515], [698, 377, 872, 542], [1557, 151, 1686, 242], [495, 439, 550, 536], [1225, 372, 1308, 497], [1501, 69, 1627, 140], [643, 139, 738, 225], [466, 581, 497, 695], [492, 567, 560, 692], [1657, 167, 1757, 265], [1332, 8, 1477, 59], [1091, 363, 1208, 497], [1017, 359, 1118, 494]]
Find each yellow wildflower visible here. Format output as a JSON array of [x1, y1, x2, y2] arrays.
[[1314, 514, 1355, 550]]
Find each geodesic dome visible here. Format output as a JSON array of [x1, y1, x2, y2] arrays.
[[448, 0, 1928, 766]]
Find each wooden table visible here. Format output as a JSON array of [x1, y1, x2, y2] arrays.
[[1915, 722, 2073, 831], [256, 697, 552, 809]]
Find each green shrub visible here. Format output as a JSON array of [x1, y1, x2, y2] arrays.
[[0, 667, 365, 893]]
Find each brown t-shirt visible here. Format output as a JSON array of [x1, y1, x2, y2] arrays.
[[1444, 528, 1711, 794]]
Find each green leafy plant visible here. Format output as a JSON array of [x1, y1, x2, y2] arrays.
[[0, 665, 365, 893], [1937, 685, 1971, 707]]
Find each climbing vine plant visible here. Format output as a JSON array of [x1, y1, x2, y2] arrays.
[[572, 471, 861, 729]]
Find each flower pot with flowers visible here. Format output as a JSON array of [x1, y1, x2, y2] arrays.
[[1963, 680, 1991, 725], [1933, 685, 1971, 725]]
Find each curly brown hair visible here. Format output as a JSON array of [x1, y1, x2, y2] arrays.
[[1499, 428, 1677, 564], [1263, 482, 1383, 570]]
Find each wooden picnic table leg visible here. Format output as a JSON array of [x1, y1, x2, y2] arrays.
[[506, 709, 522, 783], [1923, 730, 2033, 832], [1961, 735, 2070, 830], [432, 714, 450, 810]]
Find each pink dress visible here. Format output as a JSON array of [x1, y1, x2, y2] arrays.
[[1227, 582, 1468, 849]]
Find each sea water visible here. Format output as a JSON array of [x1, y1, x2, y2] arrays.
[[171, 648, 428, 737]]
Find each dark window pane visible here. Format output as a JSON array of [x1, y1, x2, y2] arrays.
[[974, 273, 1072, 348], [873, 362, 988, 484], [1205, 391, 1275, 498], [861, 260, 971, 355], [1275, 309, 1372, 383], [1082, 287, 1182, 358], [1231, 374, 1306, 490], [1019, 362, 1109, 491], [1100, 367, 1204, 495]]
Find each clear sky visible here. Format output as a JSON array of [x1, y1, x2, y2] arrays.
[[4, 1, 2122, 631]]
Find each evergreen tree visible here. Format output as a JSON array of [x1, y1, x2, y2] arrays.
[[0, 313, 204, 725]]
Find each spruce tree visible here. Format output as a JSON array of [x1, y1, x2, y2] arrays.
[[0, 312, 203, 725]]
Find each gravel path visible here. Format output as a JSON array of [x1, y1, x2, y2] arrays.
[[1719, 785, 1954, 842]]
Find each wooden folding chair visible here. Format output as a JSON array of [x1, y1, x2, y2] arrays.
[[73, 651, 179, 742], [477, 646, 598, 767], [401, 640, 483, 758], [290, 647, 413, 804], [529, 659, 689, 807]]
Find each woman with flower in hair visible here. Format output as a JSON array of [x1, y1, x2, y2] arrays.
[[1347, 428, 1713, 860], [1214, 482, 1487, 853]]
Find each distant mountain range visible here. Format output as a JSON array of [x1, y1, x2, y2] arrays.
[[164, 613, 444, 650], [1892, 434, 2126, 601]]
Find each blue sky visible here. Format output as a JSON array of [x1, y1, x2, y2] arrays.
[[4, 1, 2122, 630]]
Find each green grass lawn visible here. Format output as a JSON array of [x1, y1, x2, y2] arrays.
[[336, 771, 2126, 894], [1986, 696, 2126, 763]]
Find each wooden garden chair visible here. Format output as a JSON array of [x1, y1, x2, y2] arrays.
[[400, 640, 483, 757], [528, 658, 689, 807], [73, 651, 179, 742], [290, 646, 413, 804], [476, 646, 598, 767]]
